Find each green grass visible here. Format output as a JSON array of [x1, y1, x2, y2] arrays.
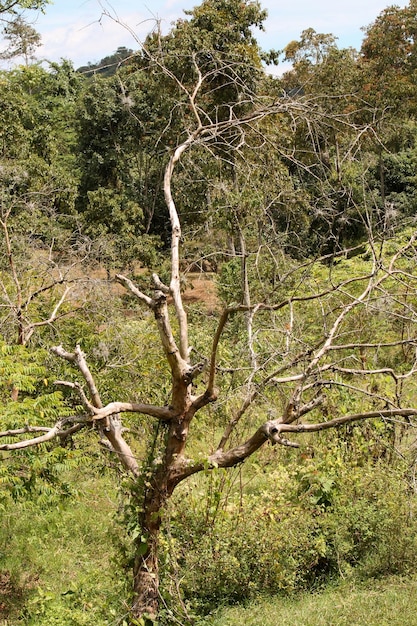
[[200, 576, 417, 626], [2, 456, 417, 625], [0, 470, 129, 625]]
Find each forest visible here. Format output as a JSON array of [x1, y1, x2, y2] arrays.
[[1, 0, 417, 624]]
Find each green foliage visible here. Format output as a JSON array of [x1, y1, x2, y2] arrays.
[[74, 0, 272, 251], [0, 61, 82, 230], [0, 342, 72, 425], [371, 137, 417, 218], [1, 0, 50, 9], [0, 342, 47, 398], [75, 71, 166, 265], [77, 46, 135, 77], [0, 472, 127, 625], [160, 443, 417, 618], [0, 16, 41, 63], [116, 420, 171, 580], [360, 0, 417, 115], [145, 0, 267, 111], [0, 340, 84, 505], [0, 0, 50, 17], [22, 582, 119, 626], [217, 257, 242, 304]]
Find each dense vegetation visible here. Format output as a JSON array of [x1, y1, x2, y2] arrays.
[[1, 1, 417, 624]]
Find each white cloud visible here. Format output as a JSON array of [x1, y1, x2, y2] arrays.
[[38, 10, 155, 66], [9, 0, 412, 69]]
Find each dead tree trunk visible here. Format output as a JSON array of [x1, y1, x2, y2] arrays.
[[131, 474, 167, 620], [129, 390, 211, 619]]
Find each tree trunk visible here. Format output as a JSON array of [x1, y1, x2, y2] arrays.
[[130, 465, 170, 623], [130, 419, 191, 622], [131, 523, 161, 622]]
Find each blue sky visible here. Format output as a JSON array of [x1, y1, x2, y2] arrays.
[[18, 0, 409, 70]]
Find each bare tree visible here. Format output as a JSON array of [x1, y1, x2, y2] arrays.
[[0, 1, 46, 65], [0, 15, 41, 65], [1, 35, 417, 624], [0, 195, 85, 344]]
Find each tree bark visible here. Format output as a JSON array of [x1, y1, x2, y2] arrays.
[[131, 513, 162, 622], [131, 462, 171, 623]]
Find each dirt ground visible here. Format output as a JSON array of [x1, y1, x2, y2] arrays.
[[181, 272, 219, 313]]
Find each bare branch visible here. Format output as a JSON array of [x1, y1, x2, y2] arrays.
[[206, 309, 230, 396], [21, 285, 72, 345], [164, 139, 196, 361], [52, 344, 141, 475], [327, 339, 417, 351], [54, 380, 95, 414], [296, 394, 326, 418], [0, 417, 85, 451], [89, 401, 174, 422], [152, 273, 169, 294], [52, 345, 103, 409], [115, 274, 155, 308], [272, 408, 417, 439], [0, 425, 51, 437]]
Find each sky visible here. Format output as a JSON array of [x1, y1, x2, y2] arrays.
[[12, 0, 411, 71]]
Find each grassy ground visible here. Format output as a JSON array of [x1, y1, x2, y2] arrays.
[[0, 471, 126, 625], [200, 576, 417, 626], [2, 459, 417, 625]]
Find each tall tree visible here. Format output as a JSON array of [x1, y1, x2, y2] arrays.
[[0, 0, 49, 61], [0, 15, 41, 64], [75, 0, 270, 265], [360, 0, 417, 116], [0, 61, 86, 350], [278, 28, 370, 254], [358, 1, 417, 224]]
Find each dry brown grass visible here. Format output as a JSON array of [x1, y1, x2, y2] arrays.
[[181, 272, 219, 313]]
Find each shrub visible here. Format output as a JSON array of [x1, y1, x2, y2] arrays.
[[160, 446, 417, 618]]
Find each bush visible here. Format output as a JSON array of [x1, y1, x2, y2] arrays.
[[160, 445, 417, 618]]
